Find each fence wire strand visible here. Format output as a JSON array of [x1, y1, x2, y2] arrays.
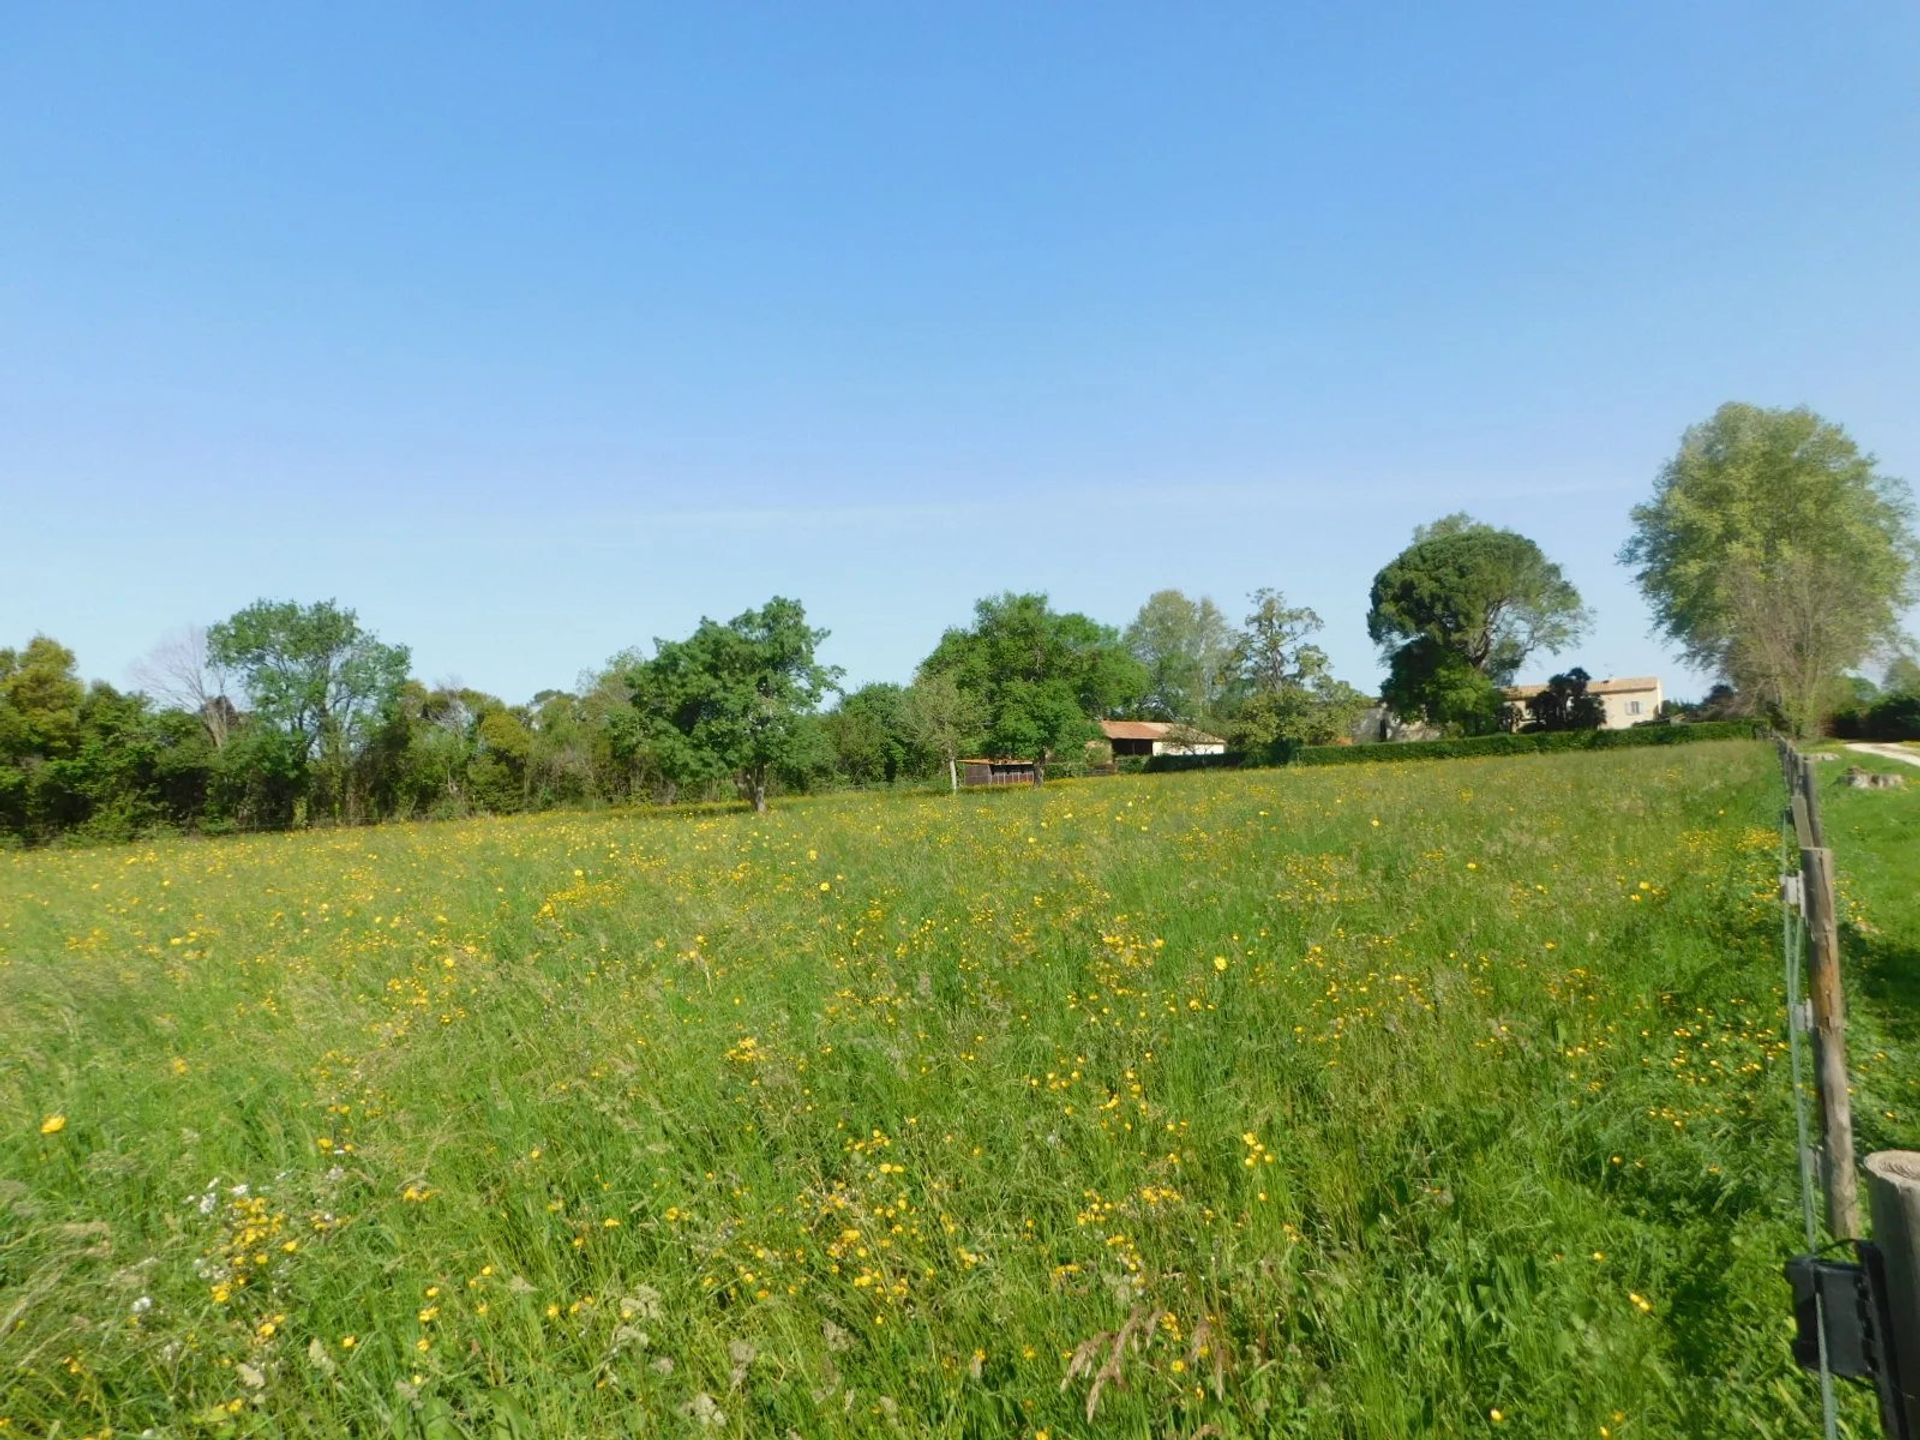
[[1783, 792, 1840, 1440]]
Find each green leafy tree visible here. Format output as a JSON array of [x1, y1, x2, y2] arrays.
[[1230, 590, 1324, 693], [1369, 518, 1588, 733], [900, 672, 987, 793], [0, 636, 85, 761], [59, 684, 212, 842], [919, 593, 1144, 780], [1124, 590, 1234, 725], [524, 689, 598, 809], [579, 657, 660, 803], [0, 637, 86, 841], [824, 683, 923, 786], [1522, 668, 1607, 733], [773, 712, 839, 795], [1379, 637, 1503, 736], [412, 683, 479, 814], [0, 639, 217, 844], [1621, 404, 1920, 737], [208, 600, 411, 823], [1839, 674, 1880, 708], [1219, 590, 1369, 751], [1885, 656, 1920, 697], [626, 598, 839, 813], [464, 700, 533, 814]]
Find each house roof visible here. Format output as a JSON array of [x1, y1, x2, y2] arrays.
[[1502, 676, 1661, 700], [1099, 719, 1227, 744]]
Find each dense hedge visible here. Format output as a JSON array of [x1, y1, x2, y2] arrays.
[[1831, 694, 1920, 742], [1290, 719, 1763, 768], [1143, 751, 1249, 773]]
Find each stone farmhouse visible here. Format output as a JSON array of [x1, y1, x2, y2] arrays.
[[1501, 675, 1664, 730]]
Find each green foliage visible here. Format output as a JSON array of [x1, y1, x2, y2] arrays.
[[1218, 590, 1369, 751], [823, 683, 924, 785], [1142, 749, 1249, 772], [0, 638, 218, 844], [1837, 658, 1920, 737], [468, 706, 534, 814], [1124, 589, 1234, 724], [1621, 403, 1920, 737], [0, 635, 86, 761], [624, 597, 840, 812], [1369, 519, 1588, 682], [1228, 588, 1328, 696], [1227, 684, 1367, 754], [522, 689, 600, 810], [1368, 519, 1587, 732], [919, 593, 1144, 774], [1293, 718, 1761, 766], [1379, 636, 1503, 736], [1521, 668, 1607, 733], [1830, 693, 1920, 742], [207, 599, 411, 820], [899, 672, 987, 791]]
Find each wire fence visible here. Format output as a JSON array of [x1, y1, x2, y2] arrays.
[[1777, 743, 1841, 1437]]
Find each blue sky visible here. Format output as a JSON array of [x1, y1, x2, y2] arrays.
[[4, 3, 1917, 704]]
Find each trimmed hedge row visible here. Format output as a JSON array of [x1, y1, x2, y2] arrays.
[[1831, 694, 1920, 742], [1143, 751, 1249, 773], [1134, 720, 1761, 776], [1291, 719, 1763, 768]]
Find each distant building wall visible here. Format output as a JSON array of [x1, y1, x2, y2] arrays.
[[1351, 705, 1441, 744], [1597, 680, 1662, 729], [1501, 677, 1664, 732]]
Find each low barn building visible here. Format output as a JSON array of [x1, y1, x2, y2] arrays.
[[1098, 720, 1228, 759], [959, 757, 1040, 787], [1501, 675, 1664, 731]]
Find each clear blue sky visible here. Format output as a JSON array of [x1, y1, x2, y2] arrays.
[[5, 3, 1917, 704]]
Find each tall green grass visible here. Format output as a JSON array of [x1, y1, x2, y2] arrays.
[[0, 741, 1879, 1436]]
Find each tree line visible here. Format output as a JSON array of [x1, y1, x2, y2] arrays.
[[4, 401, 1915, 845]]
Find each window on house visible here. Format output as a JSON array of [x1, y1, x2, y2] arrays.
[[1626, 700, 1642, 715]]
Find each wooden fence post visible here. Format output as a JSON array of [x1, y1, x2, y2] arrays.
[[1799, 761, 1828, 850], [1792, 791, 1816, 851], [1803, 844, 1863, 1240], [1866, 1152, 1920, 1435]]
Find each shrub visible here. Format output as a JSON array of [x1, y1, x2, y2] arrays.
[[1143, 750, 1251, 773], [1833, 693, 1920, 742], [1291, 719, 1762, 767]]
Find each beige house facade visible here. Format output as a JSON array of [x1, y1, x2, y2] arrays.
[[1502, 676, 1664, 731]]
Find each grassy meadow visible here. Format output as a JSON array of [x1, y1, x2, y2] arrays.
[[0, 740, 1893, 1437]]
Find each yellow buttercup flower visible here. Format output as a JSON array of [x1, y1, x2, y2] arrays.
[[40, 1114, 66, 1135]]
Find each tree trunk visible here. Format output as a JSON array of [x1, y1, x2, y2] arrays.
[[948, 756, 958, 793], [750, 769, 768, 813]]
